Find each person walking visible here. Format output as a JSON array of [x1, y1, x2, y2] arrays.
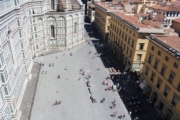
[[97, 66, 101, 71], [111, 112, 117, 117], [63, 52, 65, 56], [78, 77, 81, 80], [88, 87, 91, 94], [52, 63, 54, 67], [89, 72, 91, 78], [57, 75, 60, 79], [118, 115, 122, 119]]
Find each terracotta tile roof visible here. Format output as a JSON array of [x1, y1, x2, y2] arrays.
[[114, 12, 156, 28], [152, 15, 165, 21], [96, 2, 123, 10], [172, 18, 180, 23], [139, 13, 149, 17], [89, 3, 95, 8], [149, 4, 180, 11], [155, 35, 180, 51]]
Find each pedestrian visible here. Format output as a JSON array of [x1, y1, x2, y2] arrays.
[[118, 115, 122, 119], [88, 87, 91, 94], [56, 56, 58, 59], [97, 66, 101, 71], [113, 100, 116, 104], [118, 86, 121, 92], [92, 56, 95, 59], [52, 63, 54, 67], [111, 112, 117, 117], [49, 63, 51, 67], [89, 72, 91, 78], [45, 71, 47, 74], [78, 77, 81, 80], [123, 114, 125, 118], [63, 53, 65, 56]]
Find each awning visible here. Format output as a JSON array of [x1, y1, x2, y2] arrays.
[[139, 83, 145, 89]]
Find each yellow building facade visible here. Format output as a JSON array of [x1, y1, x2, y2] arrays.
[[141, 35, 180, 120], [94, 2, 121, 41], [108, 12, 164, 71]]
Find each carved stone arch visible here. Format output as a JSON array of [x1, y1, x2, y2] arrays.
[[73, 14, 78, 22], [47, 16, 56, 25], [38, 18, 43, 23], [58, 16, 66, 27]]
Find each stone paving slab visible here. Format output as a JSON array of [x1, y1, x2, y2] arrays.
[[30, 42, 131, 120]]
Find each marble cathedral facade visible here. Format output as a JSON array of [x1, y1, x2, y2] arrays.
[[0, 0, 84, 119]]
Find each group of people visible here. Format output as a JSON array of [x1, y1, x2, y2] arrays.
[[52, 100, 61, 106]]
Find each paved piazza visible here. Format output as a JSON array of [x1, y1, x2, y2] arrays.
[[30, 42, 131, 120]]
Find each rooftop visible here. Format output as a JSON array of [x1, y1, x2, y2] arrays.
[[149, 4, 180, 11], [154, 35, 180, 51], [89, 3, 95, 8], [95, 2, 123, 11], [172, 18, 180, 23], [111, 12, 165, 33]]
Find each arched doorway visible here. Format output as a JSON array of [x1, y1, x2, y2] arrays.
[[164, 109, 173, 120], [151, 92, 158, 104]]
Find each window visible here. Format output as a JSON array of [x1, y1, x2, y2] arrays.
[[165, 56, 169, 61], [51, 0, 55, 10], [139, 43, 144, 50], [150, 72, 156, 82], [34, 26, 36, 31], [19, 30, 22, 38], [151, 46, 154, 51], [154, 59, 159, 69], [33, 17, 35, 23], [129, 30, 131, 34], [173, 62, 178, 68], [128, 37, 130, 44], [133, 33, 135, 37], [126, 47, 129, 54], [50, 25, 55, 38], [74, 22, 77, 34], [17, 19, 20, 26], [178, 84, 180, 91], [4, 87, 9, 95], [172, 95, 179, 106], [168, 72, 175, 83], [148, 54, 153, 64], [158, 51, 161, 56], [157, 78, 162, 89], [130, 50, 132, 58], [0, 74, 5, 83], [161, 65, 166, 76], [163, 86, 170, 97], [131, 41, 134, 48], [145, 66, 149, 76], [137, 54, 142, 61]]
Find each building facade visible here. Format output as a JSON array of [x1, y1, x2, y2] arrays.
[[141, 34, 180, 120], [94, 2, 121, 41], [108, 12, 165, 71], [88, 3, 95, 23], [0, 0, 84, 119], [172, 18, 180, 36]]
